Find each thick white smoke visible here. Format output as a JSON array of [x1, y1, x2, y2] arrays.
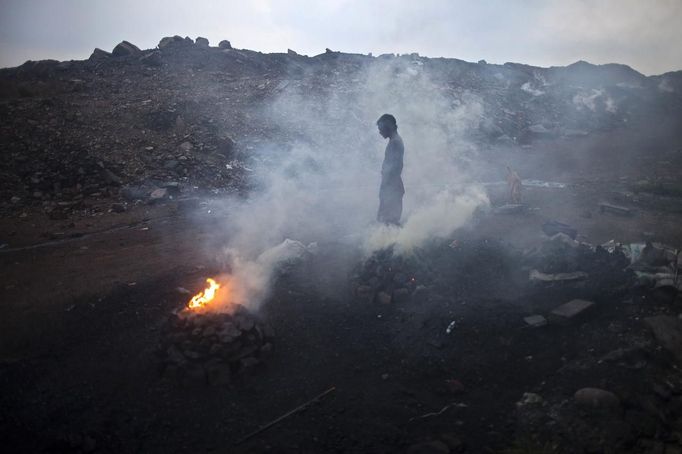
[[207, 55, 490, 311]]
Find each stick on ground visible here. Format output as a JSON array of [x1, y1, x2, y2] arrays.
[[235, 386, 336, 445]]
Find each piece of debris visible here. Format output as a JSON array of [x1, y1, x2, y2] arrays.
[[446, 320, 456, 334], [523, 315, 547, 327], [550, 299, 594, 321], [599, 202, 632, 216], [529, 270, 588, 283]]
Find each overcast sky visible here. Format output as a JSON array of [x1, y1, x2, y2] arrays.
[[0, 0, 680, 75]]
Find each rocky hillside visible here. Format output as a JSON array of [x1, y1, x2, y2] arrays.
[[1, 35, 681, 216]]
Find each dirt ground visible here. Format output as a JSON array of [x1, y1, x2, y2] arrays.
[[2, 136, 682, 453]]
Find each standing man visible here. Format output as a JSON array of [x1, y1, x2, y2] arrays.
[[376, 114, 404, 225]]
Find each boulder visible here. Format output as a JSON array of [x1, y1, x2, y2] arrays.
[[218, 40, 232, 49], [574, 388, 620, 410], [195, 37, 209, 47], [158, 35, 184, 49], [140, 51, 162, 67], [111, 40, 141, 57], [89, 48, 111, 61], [644, 316, 682, 362]]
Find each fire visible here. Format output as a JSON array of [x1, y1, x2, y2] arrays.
[[187, 278, 221, 310]]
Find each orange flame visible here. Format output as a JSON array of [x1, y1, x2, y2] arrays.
[[187, 278, 221, 310]]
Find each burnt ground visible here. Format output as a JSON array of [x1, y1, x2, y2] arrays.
[[2, 162, 682, 453]]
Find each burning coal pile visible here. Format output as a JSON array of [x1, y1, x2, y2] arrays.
[[353, 247, 426, 305], [156, 279, 274, 386]]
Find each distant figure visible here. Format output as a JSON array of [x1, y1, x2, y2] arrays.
[[376, 114, 405, 225], [506, 166, 522, 204]]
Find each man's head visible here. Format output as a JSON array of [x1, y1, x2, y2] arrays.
[[377, 113, 397, 138]]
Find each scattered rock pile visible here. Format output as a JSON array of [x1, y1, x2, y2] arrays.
[[157, 306, 274, 386], [353, 247, 423, 305]]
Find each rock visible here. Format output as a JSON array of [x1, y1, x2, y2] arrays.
[[110, 203, 126, 213], [516, 392, 544, 407], [150, 188, 168, 200], [550, 299, 594, 321], [574, 388, 620, 410], [165, 345, 186, 365], [89, 48, 111, 60], [439, 434, 463, 452], [158, 35, 182, 49], [287, 49, 298, 56], [407, 440, 450, 454], [239, 357, 260, 373], [179, 141, 193, 152], [529, 270, 588, 283], [140, 51, 162, 67], [205, 361, 231, 386], [182, 364, 206, 387], [644, 316, 682, 362], [112, 40, 141, 57], [542, 220, 577, 239], [164, 159, 179, 169], [377, 291, 392, 304], [235, 316, 254, 332], [599, 202, 632, 216], [523, 315, 547, 327], [220, 322, 241, 338], [625, 410, 657, 437], [195, 37, 209, 47], [218, 40, 232, 49], [202, 326, 216, 337], [102, 168, 122, 185], [393, 287, 410, 303]]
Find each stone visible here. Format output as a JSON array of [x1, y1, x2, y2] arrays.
[[574, 387, 620, 410], [239, 357, 260, 373], [625, 410, 657, 437], [102, 168, 122, 185], [166, 345, 186, 365], [140, 51, 162, 67], [439, 434, 463, 452], [218, 40, 232, 49], [550, 299, 594, 320], [644, 316, 682, 362], [206, 361, 231, 386], [236, 316, 254, 332], [599, 202, 632, 216], [407, 440, 450, 454], [516, 392, 544, 407], [179, 141, 193, 152], [530, 270, 588, 283], [150, 188, 168, 200], [195, 37, 209, 47], [393, 288, 410, 303], [182, 364, 206, 386], [287, 49, 298, 56], [112, 40, 141, 57], [110, 203, 126, 213], [377, 291, 392, 304], [158, 35, 184, 49], [202, 326, 216, 337], [523, 315, 547, 327], [89, 48, 111, 60]]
